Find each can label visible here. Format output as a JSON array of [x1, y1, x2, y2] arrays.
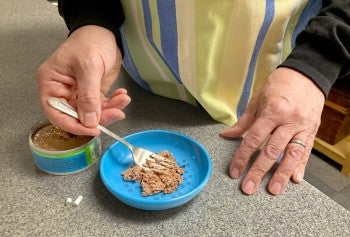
[[31, 137, 101, 175]]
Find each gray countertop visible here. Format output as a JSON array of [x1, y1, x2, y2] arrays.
[[1, 1, 349, 236]]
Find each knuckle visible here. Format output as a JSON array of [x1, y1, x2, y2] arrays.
[[264, 97, 291, 116], [248, 166, 267, 179], [79, 58, 97, 72], [242, 135, 262, 150], [78, 93, 99, 104], [231, 153, 251, 169], [286, 146, 303, 161], [262, 143, 282, 160], [299, 148, 311, 166], [231, 160, 246, 171], [274, 167, 292, 181], [248, 159, 273, 178], [73, 51, 103, 73], [298, 156, 308, 166]]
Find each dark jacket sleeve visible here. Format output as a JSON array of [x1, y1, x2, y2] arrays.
[[280, 0, 350, 97], [57, 0, 125, 55]]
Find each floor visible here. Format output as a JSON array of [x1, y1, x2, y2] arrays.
[[305, 150, 350, 211]]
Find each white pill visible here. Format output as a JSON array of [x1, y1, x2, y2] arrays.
[[73, 195, 84, 207], [65, 197, 72, 206]]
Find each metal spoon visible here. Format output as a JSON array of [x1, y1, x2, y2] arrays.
[[46, 96, 159, 168]]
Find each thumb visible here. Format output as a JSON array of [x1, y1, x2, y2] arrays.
[[220, 95, 260, 138], [75, 63, 103, 128], [219, 112, 254, 138]]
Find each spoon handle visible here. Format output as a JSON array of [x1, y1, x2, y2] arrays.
[[46, 96, 134, 151], [47, 97, 79, 119]]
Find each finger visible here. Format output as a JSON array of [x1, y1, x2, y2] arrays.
[[103, 92, 131, 110], [75, 59, 103, 128], [44, 103, 100, 136], [290, 146, 310, 184], [36, 66, 76, 100], [229, 116, 278, 179], [111, 88, 128, 97], [220, 97, 259, 138], [100, 109, 126, 127], [268, 133, 309, 195], [99, 88, 126, 105], [99, 90, 130, 126], [240, 127, 295, 195], [291, 133, 315, 183], [36, 70, 85, 134]]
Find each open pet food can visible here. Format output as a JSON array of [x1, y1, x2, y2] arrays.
[[29, 121, 101, 175]]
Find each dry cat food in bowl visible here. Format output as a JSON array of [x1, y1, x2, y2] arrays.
[[29, 121, 101, 175], [100, 130, 212, 210]]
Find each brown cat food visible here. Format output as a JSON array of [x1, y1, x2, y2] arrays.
[[122, 150, 184, 196], [32, 123, 93, 151]]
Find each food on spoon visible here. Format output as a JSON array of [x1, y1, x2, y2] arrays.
[[122, 150, 184, 196]]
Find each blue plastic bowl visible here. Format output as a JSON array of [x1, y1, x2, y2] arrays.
[[100, 130, 212, 210]]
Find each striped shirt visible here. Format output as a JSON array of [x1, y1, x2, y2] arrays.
[[119, 0, 321, 126]]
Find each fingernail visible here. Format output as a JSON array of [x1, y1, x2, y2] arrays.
[[270, 182, 282, 195], [230, 168, 240, 179], [111, 113, 125, 123], [220, 127, 233, 135], [296, 172, 303, 182], [84, 112, 97, 126], [120, 98, 130, 109], [243, 180, 255, 195]]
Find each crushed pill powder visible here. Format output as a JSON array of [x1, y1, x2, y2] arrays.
[[122, 150, 184, 196]]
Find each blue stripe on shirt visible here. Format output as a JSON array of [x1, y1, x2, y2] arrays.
[[236, 0, 275, 118], [292, 0, 322, 47], [157, 0, 180, 80], [142, 0, 182, 83], [120, 25, 152, 92]]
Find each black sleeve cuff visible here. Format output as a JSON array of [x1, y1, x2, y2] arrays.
[[279, 43, 341, 98], [279, 0, 350, 98], [58, 0, 125, 56]]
